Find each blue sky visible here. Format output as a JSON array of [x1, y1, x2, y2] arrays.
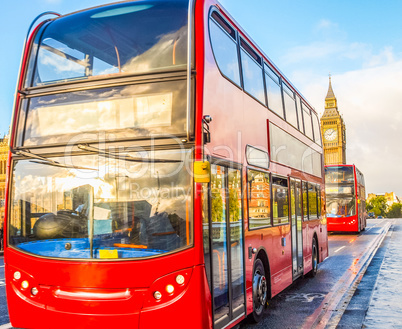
[[1, 0, 402, 196]]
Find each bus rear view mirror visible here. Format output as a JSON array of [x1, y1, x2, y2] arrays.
[[194, 161, 210, 183]]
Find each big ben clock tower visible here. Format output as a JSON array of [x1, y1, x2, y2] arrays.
[[320, 76, 346, 165]]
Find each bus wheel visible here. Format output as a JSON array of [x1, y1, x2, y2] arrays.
[[308, 238, 318, 277], [250, 258, 268, 323]]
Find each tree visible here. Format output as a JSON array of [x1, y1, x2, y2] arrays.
[[386, 203, 402, 218], [366, 195, 388, 217], [211, 189, 223, 222]]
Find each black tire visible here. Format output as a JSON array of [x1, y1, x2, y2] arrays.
[[308, 238, 318, 277], [249, 258, 268, 323]]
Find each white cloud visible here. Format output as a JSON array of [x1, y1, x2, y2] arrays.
[[282, 42, 341, 64], [315, 19, 338, 31], [295, 59, 402, 197]]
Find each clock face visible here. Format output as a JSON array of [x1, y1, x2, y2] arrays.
[[324, 128, 337, 141]]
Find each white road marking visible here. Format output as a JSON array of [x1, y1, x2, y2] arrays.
[[286, 293, 326, 303], [0, 323, 12, 329], [334, 246, 346, 253]]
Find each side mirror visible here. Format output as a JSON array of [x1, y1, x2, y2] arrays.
[[194, 161, 210, 183]]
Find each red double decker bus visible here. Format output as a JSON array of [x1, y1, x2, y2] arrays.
[[4, 1, 328, 328], [325, 164, 367, 232]]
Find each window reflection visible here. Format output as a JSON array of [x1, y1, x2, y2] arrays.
[[327, 197, 356, 217], [28, 1, 188, 86], [248, 170, 270, 229], [210, 165, 229, 320], [265, 64, 283, 118], [308, 183, 318, 219], [302, 103, 314, 140], [228, 169, 244, 311], [283, 83, 298, 128], [23, 80, 187, 146], [272, 176, 289, 225], [302, 182, 308, 220], [209, 18, 241, 86], [241, 48, 265, 104], [9, 150, 193, 259]]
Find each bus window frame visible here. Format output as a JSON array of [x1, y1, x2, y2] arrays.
[[282, 81, 299, 130], [271, 174, 290, 227], [15, 75, 194, 149], [302, 181, 309, 221], [264, 62, 285, 119], [301, 102, 314, 141], [246, 167, 272, 231], [239, 37, 266, 107], [208, 8, 242, 91], [7, 146, 196, 261]]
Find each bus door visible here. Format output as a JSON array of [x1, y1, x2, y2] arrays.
[[203, 161, 245, 329], [290, 178, 303, 278]]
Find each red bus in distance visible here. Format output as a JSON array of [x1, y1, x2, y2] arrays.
[[325, 164, 367, 233], [5, 1, 328, 328]]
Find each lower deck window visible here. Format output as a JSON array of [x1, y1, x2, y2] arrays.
[[248, 170, 271, 229], [272, 176, 289, 225]]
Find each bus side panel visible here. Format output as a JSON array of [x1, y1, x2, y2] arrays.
[[268, 225, 292, 297]]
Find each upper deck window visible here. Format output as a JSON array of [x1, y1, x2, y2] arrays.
[[295, 95, 303, 133], [312, 112, 322, 146], [282, 83, 298, 129], [209, 11, 241, 86], [302, 103, 314, 140], [240, 39, 265, 104], [264, 64, 284, 118], [26, 1, 189, 87]]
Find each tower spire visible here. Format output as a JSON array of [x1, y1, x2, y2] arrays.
[[326, 74, 335, 100]]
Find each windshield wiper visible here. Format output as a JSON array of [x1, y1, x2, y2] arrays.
[[12, 148, 97, 171], [78, 144, 182, 163]]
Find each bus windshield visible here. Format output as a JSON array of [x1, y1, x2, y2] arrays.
[[8, 149, 193, 259], [325, 166, 354, 185], [325, 166, 356, 217], [25, 0, 188, 87]]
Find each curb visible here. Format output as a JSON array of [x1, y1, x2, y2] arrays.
[[302, 221, 392, 329], [325, 221, 393, 328], [336, 223, 394, 328]]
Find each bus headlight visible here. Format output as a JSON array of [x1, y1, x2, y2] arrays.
[[31, 287, 39, 296], [153, 291, 162, 300], [166, 284, 174, 294], [13, 271, 21, 280], [21, 280, 29, 289], [176, 274, 185, 285], [144, 268, 193, 309]]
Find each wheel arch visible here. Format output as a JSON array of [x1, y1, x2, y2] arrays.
[[255, 247, 271, 299]]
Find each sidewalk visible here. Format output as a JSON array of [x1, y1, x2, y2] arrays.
[[338, 218, 402, 328]]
